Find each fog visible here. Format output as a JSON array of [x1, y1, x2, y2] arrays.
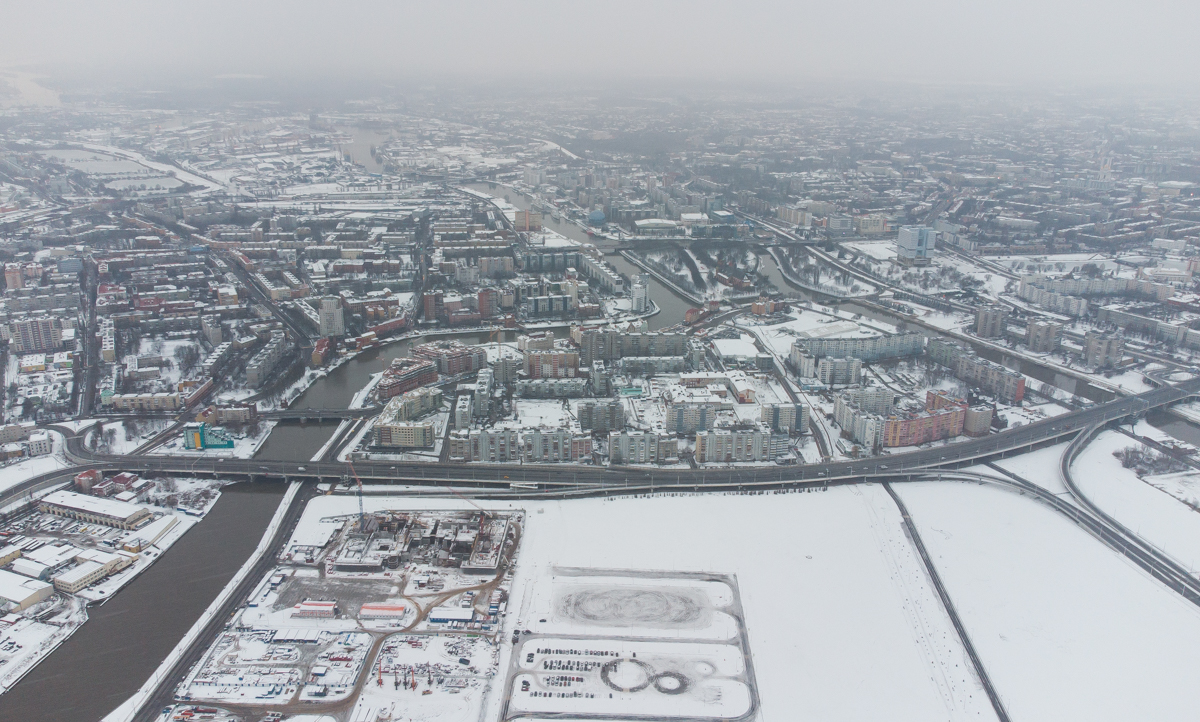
[[3, 0, 1199, 90]]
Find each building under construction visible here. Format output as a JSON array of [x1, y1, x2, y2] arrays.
[[329, 511, 519, 574]]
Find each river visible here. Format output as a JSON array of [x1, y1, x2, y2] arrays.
[[461, 182, 696, 332], [254, 330, 556, 461], [0, 483, 285, 722], [338, 126, 390, 174]]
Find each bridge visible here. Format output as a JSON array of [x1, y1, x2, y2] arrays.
[[258, 407, 380, 421], [7, 376, 1193, 512], [90, 407, 380, 422]]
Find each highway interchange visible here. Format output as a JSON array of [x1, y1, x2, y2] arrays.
[[2, 375, 1195, 515], [12, 189, 1200, 721]]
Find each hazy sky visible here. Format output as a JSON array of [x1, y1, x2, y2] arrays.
[[3, 0, 1199, 89]]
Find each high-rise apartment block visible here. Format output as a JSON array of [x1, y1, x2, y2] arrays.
[[1025, 320, 1062, 353], [974, 305, 1009, 339], [318, 296, 344, 337], [1083, 330, 1124, 369]]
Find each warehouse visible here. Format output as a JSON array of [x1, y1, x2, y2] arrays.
[[359, 603, 408, 619], [122, 515, 180, 552], [428, 606, 475, 624], [0, 568, 53, 611], [38, 490, 152, 530], [50, 548, 133, 593], [53, 561, 106, 594]]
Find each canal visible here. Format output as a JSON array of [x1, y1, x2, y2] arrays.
[[0, 483, 285, 722], [1147, 409, 1200, 447], [461, 182, 696, 332], [254, 329, 562, 461]]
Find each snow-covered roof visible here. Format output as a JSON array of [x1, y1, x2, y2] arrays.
[[0, 569, 51, 605]]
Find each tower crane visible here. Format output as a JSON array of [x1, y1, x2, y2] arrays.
[[345, 461, 366, 528]]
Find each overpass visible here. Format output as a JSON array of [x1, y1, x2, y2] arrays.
[[91, 407, 381, 422], [258, 407, 380, 421], [14, 376, 1193, 505]]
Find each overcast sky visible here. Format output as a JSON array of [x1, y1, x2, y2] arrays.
[[3, 0, 1198, 90]]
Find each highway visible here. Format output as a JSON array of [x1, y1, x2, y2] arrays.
[[1058, 425, 1200, 604], [49, 376, 1188, 722], [3, 376, 1191, 513], [902, 466, 1200, 609], [884, 481, 1010, 722]]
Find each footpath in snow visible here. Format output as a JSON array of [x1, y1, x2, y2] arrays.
[[896, 480, 1200, 722]]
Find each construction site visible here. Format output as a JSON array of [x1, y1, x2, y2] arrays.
[[165, 504, 523, 721]]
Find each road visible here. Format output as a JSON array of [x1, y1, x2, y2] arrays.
[[884, 481, 1010, 722], [131, 481, 318, 722], [3, 377, 1191, 516], [220, 250, 315, 344]]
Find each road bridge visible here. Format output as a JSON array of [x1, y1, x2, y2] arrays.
[[258, 407, 380, 421], [11, 377, 1191, 506]]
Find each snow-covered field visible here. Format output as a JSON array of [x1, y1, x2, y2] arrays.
[[1071, 427, 1200, 571], [896, 480, 1200, 722], [291, 489, 995, 721], [973, 441, 1071, 494], [88, 419, 171, 456]]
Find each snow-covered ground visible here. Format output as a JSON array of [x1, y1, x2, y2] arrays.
[[290, 489, 995, 721], [0, 596, 88, 693], [1071, 426, 1200, 571], [150, 421, 276, 459], [87, 419, 171, 456], [895, 480, 1200, 722], [996, 401, 1071, 428], [0, 432, 68, 495], [971, 441, 1072, 495]]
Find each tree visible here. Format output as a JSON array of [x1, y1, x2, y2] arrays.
[[174, 345, 201, 374]]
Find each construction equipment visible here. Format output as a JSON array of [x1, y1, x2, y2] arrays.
[[346, 461, 365, 528]]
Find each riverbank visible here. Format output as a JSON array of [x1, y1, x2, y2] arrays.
[[102, 481, 300, 722], [0, 478, 255, 718], [618, 250, 705, 306]]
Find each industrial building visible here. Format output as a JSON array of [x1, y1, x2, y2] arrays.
[[38, 490, 152, 530], [0, 569, 53, 611]]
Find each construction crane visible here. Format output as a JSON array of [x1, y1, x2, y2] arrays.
[[345, 461, 366, 528]]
